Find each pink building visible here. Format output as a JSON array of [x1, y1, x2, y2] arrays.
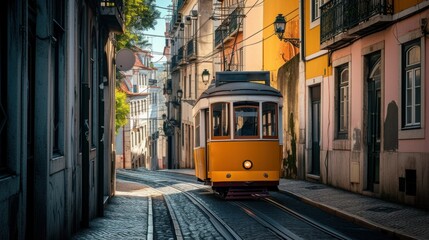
[[318, 1, 429, 209]]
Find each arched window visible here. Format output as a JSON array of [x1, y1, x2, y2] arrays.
[[402, 40, 421, 128], [335, 63, 349, 139]]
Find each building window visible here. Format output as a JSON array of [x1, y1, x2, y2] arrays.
[[312, 0, 321, 21], [336, 64, 349, 139], [188, 74, 191, 98], [402, 39, 421, 129], [211, 102, 230, 138], [262, 102, 278, 138], [0, 2, 7, 172], [184, 75, 187, 99], [91, 33, 98, 147], [52, 0, 65, 155]]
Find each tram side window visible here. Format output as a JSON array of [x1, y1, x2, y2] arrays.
[[211, 102, 230, 138], [194, 111, 200, 146], [234, 102, 259, 138], [262, 102, 278, 138]]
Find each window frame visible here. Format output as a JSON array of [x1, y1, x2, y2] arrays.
[[211, 102, 231, 139], [194, 111, 201, 147], [401, 39, 422, 130], [312, 0, 321, 22], [233, 102, 259, 139], [262, 102, 278, 139], [0, 2, 7, 172], [52, 0, 66, 157], [335, 63, 349, 140]]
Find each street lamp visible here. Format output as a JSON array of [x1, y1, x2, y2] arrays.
[[202, 69, 210, 85], [274, 14, 300, 48]]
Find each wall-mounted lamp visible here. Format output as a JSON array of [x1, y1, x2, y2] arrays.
[[162, 113, 179, 135], [177, 89, 183, 100], [274, 14, 300, 48], [202, 69, 210, 85]]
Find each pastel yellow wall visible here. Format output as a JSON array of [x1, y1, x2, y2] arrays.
[[304, 0, 331, 79], [263, 0, 299, 87], [394, 0, 425, 12], [306, 55, 330, 79]]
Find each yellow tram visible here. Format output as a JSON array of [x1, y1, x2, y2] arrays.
[[192, 71, 283, 199]]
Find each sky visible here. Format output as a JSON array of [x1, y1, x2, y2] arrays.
[[142, 0, 171, 64]]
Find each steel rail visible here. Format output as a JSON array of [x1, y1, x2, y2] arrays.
[[116, 173, 184, 240], [117, 171, 242, 240], [232, 201, 303, 240], [264, 197, 352, 240]]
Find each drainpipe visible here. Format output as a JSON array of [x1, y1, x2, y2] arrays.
[[299, 0, 306, 179], [123, 127, 125, 169]]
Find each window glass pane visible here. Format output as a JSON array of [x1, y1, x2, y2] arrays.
[[415, 105, 421, 123], [195, 112, 200, 146], [406, 89, 412, 106], [415, 86, 421, 105], [407, 46, 420, 66], [262, 102, 277, 137], [212, 103, 230, 137], [406, 72, 413, 88], [234, 102, 258, 138], [341, 69, 348, 84], [406, 107, 412, 124], [415, 69, 421, 87]]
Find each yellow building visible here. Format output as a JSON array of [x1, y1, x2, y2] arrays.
[[263, 0, 300, 178], [214, 0, 263, 72], [263, 0, 300, 88]]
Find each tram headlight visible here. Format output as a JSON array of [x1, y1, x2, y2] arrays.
[[243, 160, 253, 170]]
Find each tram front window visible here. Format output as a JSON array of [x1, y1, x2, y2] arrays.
[[211, 102, 230, 138], [234, 102, 259, 138]]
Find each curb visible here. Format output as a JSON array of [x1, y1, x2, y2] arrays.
[[278, 189, 417, 240]]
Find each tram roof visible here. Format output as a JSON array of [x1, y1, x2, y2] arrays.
[[197, 71, 282, 100]]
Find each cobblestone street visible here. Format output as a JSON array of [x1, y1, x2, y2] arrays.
[[72, 180, 154, 239]]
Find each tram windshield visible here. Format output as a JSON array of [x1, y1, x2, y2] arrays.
[[234, 102, 259, 138]]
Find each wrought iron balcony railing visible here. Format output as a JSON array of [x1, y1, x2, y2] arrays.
[[171, 55, 178, 71], [177, 46, 184, 64], [320, 0, 393, 48], [214, 7, 242, 49], [99, 0, 125, 33], [186, 38, 196, 60]]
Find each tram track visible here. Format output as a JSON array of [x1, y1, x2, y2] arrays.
[[118, 169, 374, 239], [263, 197, 352, 240], [117, 170, 242, 240], [142, 170, 356, 239]]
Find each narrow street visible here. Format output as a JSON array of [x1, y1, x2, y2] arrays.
[[72, 169, 429, 239]]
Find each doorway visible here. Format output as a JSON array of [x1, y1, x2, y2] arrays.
[[366, 53, 381, 191], [310, 85, 321, 175]]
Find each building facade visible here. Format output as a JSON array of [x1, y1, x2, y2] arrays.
[[263, 0, 300, 178], [1, 0, 123, 238], [116, 49, 163, 170], [167, 0, 214, 169], [302, 0, 429, 209]]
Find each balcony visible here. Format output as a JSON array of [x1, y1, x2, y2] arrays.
[[320, 0, 393, 50], [214, 7, 242, 49], [171, 55, 178, 71], [169, 12, 182, 34], [186, 38, 196, 61], [99, 0, 125, 33], [177, 46, 186, 65]]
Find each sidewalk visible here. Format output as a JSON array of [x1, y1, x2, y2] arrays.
[[163, 169, 429, 240]]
